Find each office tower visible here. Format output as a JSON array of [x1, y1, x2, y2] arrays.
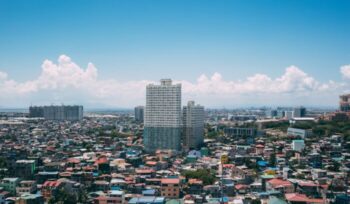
[[340, 94, 350, 112], [183, 101, 204, 150], [285, 111, 294, 120], [143, 79, 182, 153], [29, 105, 83, 121], [265, 109, 277, 118], [276, 110, 285, 118], [29, 106, 44, 117], [134, 106, 144, 122], [293, 106, 306, 117]]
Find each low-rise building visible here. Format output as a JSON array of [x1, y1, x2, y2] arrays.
[[16, 181, 37, 196], [160, 178, 180, 199], [0, 178, 20, 195], [291, 140, 305, 152]]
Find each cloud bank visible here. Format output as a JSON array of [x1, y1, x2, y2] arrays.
[[0, 54, 348, 108]]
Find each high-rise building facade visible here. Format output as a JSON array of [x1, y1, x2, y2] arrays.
[[143, 79, 182, 153], [293, 106, 306, 118], [183, 101, 204, 150], [29, 106, 44, 118], [340, 94, 350, 112], [134, 106, 144, 123], [29, 105, 83, 121]]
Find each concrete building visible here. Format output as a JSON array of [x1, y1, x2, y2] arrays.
[[224, 127, 257, 137], [143, 79, 182, 153], [29, 105, 83, 121], [15, 193, 44, 204], [287, 128, 312, 139], [93, 190, 125, 204], [0, 178, 20, 195], [277, 110, 285, 118], [265, 109, 278, 118], [183, 101, 204, 150], [285, 111, 294, 120], [291, 140, 305, 152], [16, 181, 37, 196], [15, 160, 36, 180], [293, 106, 306, 118], [28, 106, 44, 118], [340, 94, 350, 112], [134, 106, 144, 123], [160, 178, 180, 199]]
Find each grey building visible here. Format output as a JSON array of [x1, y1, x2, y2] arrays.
[[183, 101, 204, 150], [287, 127, 312, 139], [340, 94, 350, 112], [293, 106, 306, 117], [134, 106, 144, 122], [29, 106, 44, 117], [224, 127, 257, 137], [143, 79, 182, 153], [29, 105, 83, 121]]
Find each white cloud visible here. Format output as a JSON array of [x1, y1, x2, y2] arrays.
[[340, 65, 350, 79], [0, 54, 347, 107], [0, 71, 8, 80]]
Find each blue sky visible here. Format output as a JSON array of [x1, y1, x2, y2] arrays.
[[0, 0, 349, 108]]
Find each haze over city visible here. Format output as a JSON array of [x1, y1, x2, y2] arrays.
[[1, 0, 350, 108]]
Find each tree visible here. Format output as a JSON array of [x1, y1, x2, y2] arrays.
[[0, 157, 7, 169], [48, 188, 80, 204], [251, 199, 261, 204], [182, 169, 216, 185]]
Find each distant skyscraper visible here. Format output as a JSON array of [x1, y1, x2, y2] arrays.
[[265, 109, 277, 118], [183, 101, 204, 150], [29, 105, 83, 121], [143, 79, 182, 153], [134, 106, 144, 122], [29, 106, 44, 117], [293, 106, 306, 118], [285, 111, 294, 120], [340, 94, 350, 112]]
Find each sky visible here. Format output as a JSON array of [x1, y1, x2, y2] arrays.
[[0, 0, 350, 108]]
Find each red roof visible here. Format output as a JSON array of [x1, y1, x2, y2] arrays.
[[94, 156, 108, 165], [235, 184, 249, 190], [161, 178, 180, 184], [285, 193, 324, 203], [135, 168, 155, 174], [267, 178, 292, 188], [223, 164, 234, 168], [43, 180, 61, 188], [67, 158, 80, 164], [188, 179, 203, 185], [146, 161, 157, 166]]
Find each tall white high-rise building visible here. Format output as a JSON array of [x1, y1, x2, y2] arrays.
[[143, 79, 182, 153], [183, 101, 204, 150]]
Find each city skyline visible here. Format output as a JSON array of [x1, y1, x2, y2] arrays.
[[0, 54, 349, 109], [1, 0, 350, 108]]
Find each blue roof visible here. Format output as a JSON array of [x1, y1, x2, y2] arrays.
[[109, 190, 124, 195], [257, 161, 268, 167], [129, 196, 165, 204], [111, 186, 121, 190], [142, 189, 156, 195]]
